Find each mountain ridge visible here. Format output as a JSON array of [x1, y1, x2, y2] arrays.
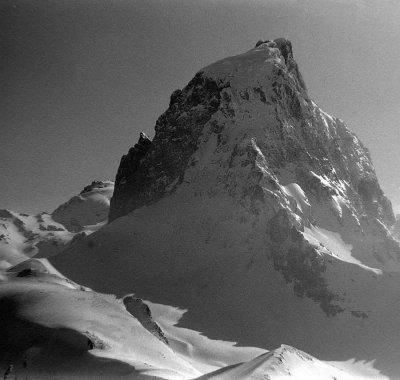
[[0, 180, 114, 268], [110, 38, 394, 225]]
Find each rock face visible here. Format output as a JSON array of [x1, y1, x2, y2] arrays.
[[109, 72, 222, 221], [110, 39, 394, 226], [109, 38, 398, 282]]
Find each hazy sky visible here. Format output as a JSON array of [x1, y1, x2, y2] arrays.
[[1, 0, 400, 213]]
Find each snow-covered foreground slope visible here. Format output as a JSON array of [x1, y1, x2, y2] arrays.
[[149, 302, 383, 380], [0, 259, 201, 379], [196, 345, 379, 380], [0, 258, 369, 379], [50, 39, 400, 378], [0, 181, 113, 268]]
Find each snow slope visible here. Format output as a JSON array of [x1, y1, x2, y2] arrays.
[[0, 254, 369, 379], [195, 345, 379, 380], [0, 259, 202, 379], [51, 191, 400, 378], [0, 209, 71, 268], [148, 302, 383, 379]]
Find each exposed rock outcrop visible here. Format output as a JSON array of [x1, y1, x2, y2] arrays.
[[122, 295, 168, 345]]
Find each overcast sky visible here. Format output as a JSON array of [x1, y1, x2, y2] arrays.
[[1, 0, 400, 213]]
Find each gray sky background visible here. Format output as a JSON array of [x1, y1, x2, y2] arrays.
[[1, 0, 400, 214]]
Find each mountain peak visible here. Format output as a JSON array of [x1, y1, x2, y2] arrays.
[[52, 180, 114, 232], [80, 180, 114, 195], [109, 41, 396, 276], [255, 38, 293, 61], [51, 42, 400, 377], [109, 40, 312, 221], [201, 38, 307, 95]]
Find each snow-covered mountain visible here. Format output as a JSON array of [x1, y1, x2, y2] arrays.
[[48, 39, 400, 378], [0, 181, 114, 268], [52, 180, 114, 232], [196, 345, 369, 380]]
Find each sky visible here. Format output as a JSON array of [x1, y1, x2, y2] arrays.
[[1, 0, 400, 214]]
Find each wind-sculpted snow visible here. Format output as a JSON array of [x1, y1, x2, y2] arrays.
[[0, 259, 202, 379]]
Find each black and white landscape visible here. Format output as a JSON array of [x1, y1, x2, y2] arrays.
[[2, 37, 400, 379]]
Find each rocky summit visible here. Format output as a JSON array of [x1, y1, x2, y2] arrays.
[[110, 38, 398, 276]]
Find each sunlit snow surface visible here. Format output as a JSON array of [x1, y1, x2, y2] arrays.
[[281, 183, 311, 214], [0, 259, 385, 379], [148, 301, 385, 380], [0, 260, 202, 379], [302, 225, 382, 274]]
